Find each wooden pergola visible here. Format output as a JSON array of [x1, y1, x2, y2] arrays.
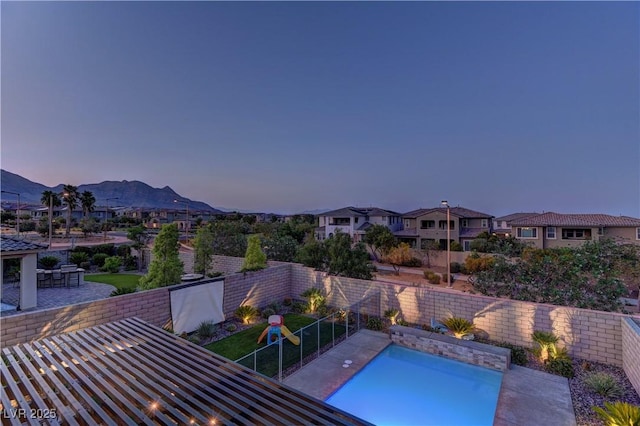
[[1, 317, 371, 425]]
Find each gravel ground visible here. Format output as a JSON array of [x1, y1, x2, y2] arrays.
[[526, 353, 640, 425]]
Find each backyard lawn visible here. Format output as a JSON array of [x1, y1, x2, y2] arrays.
[[83, 273, 141, 291], [205, 313, 347, 378]]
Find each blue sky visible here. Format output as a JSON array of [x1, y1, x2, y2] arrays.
[[2, 2, 639, 216]]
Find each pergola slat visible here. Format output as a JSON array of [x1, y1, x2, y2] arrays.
[[0, 318, 372, 426]]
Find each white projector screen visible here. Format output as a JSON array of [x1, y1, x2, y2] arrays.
[[170, 279, 225, 334]]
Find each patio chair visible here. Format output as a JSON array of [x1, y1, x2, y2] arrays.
[[37, 272, 52, 288], [51, 271, 65, 288]]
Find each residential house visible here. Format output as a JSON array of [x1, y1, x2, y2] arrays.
[[396, 206, 493, 251], [510, 212, 640, 249], [492, 212, 539, 237], [315, 207, 403, 242]]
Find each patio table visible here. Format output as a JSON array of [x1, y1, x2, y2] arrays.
[[36, 268, 85, 288]]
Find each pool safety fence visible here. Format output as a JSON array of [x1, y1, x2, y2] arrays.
[[236, 292, 381, 382]]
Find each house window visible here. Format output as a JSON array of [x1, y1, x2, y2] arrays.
[[439, 220, 454, 230], [637, 228, 640, 240], [461, 219, 469, 227], [516, 227, 537, 238], [481, 219, 488, 228], [562, 228, 591, 240], [421, 220, 435, 229], [463, 240, 472, 251], [354, 217, 358, 224], [547, 227, 556, 239]]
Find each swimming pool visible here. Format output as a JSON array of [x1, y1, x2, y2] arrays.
[[325, 344, 503, 426]]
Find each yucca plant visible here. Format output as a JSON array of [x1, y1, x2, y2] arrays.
[[532, 330, 559, 362], [442, 317, 475, 339], [300, 288, 325, 313], [196, 320, 217, 341], [235, 305, 258, 325], [584, 372, 623, 399], [593, 402, 640, 426], [384, 308, 400, 325]]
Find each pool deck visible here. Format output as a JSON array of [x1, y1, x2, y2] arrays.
[[283, 329, 576, 426]]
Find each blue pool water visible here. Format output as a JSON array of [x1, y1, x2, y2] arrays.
[[325, 344, 503, 426]]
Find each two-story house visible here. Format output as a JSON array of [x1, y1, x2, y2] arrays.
[[509, 212, 640, 249], [315, 207, 403, 242], [396, 206, 493, 251], [492, 212, 539, 237]]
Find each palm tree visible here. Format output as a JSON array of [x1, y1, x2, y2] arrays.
[[41, 190, 62, 240], [62, 184, 79, 237], [79, 191, 96, 218]]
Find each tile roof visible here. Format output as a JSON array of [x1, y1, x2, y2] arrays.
[[510, 212, 640, 227], [494, 212, 540, 223], [402, 207, 493, 219], [318, 206, 399, 217], [1, 236, 47, 253]]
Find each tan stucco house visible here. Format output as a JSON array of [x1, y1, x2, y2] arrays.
[[315, 206, 402, 242], [509, 212, 640, 249]]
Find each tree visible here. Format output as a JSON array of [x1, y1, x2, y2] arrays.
[[41, 190, 62, 240], [263, 234, 299, 262], [363, 224, 398, 261], [79, 218, 100, 237], [324, 231, 374, 280], [127, 225, 151, 271], [241, 234, 267, 272], [62, 184, 79, 237], [193, 225, 214, 275], [296, 238, 327, 270], [386, 243, 413, 275], [139, 223, 183, 290], [79, 191, 96, 218]]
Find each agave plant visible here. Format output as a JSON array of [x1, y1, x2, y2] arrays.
[[235, 305, 258, 325], [442, 317, 475, 339], [593, 401, 640, 426], [584, 372, 623, 399]]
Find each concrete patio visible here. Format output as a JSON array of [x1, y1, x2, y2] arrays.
[[0, 280, 115, 317], [284, 329, 577, 426]]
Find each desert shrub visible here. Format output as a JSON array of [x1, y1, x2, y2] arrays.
[[424, 270, 441, 284], [450, 262, 462, 273], [367, 317, 384, 331], [291, 301, 308, 314], [593, 402, 640, 426], [123, 256, 137, 271], [39, 256, 59, 270], [584, 372, 623, 398], [207, 271, 223, 278], [441, 273, 451, 284], [93, 244, 116, 256], [196, 321, 218, 341], [261, 308, 276, 319], [397, 319, 409, 326], [110, 287, 136, 297], [80, 261, 91, 270], [116, 245, 131, 258], [546, 358, 575, 378], [402, 257, 423, 267], [464, 254, 495, 273], [92, 253, 109, 267], [384, 308, 400, 325], [69, 252, 89, 266], [283, 298, 292, 306], [532, 330, 560, 362], [101, 256, 122, 273], [450, 241, 463, 251], [459, 264, 469, 275], [300, 288, 325, 313], [235, 305, 258, 324], [225, 323, 237, 333], [442, 317, 475, 338]]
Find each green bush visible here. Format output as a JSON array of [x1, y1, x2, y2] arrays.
[[291, 301, 308, 314], [94, 244, 116, 256], [261, 308, 276, 319], [80, 261, 91, 270], [101, 256, 122, 273], [465, 254, 495, 273], [384, 308, 400, 325], [545, 358, 574, 378], [584, 372, 623, 398], [593, 402, 640, 426], [92, 253, 109, 267], [532, 330, 560, 362], [123, 256, 137, 271], [225, 323, 238, 333], [367, 317, 384, 331], [450, 262, 462, 273], [401, 257, 423, 267], [38, 256, 60, 270], [424, 270, 441, 284], [235, 305, 258, 324], [117, 245, 131, 258], [196, 321, 218, 341], [110, 287, 136, 297], [300, 288, 325, 313], [397, 319, 409, 326], [207, 271, 223, 278], [70, 252, 89, 266]]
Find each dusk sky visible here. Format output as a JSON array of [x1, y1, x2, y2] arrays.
[[2, 2, 639, 216]]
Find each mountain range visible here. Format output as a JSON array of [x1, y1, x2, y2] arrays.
[[0, 169, 223, 212]]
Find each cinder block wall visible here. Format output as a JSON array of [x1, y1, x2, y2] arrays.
[[222, 264, 292, 317], [290, 264, 635, 367], [0, 287, 171, 348], [622, 318, 640, 395]]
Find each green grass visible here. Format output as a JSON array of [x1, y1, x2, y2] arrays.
[[83, 273, 141, 291], [205, 313, 347, 378]]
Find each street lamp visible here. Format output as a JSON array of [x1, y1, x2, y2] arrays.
[[441, 200, 451, 288], [174, 199, 189, 243], [104, 197, 119, 242], [2, 190, 21, 236]]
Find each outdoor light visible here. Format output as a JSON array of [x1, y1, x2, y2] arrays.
[[441, 200, 451, 288]]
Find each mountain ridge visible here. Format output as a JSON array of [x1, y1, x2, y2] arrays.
[[0, 169, 223, 212]]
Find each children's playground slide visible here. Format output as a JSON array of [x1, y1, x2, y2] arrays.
[[257, 315, 300, 345]]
